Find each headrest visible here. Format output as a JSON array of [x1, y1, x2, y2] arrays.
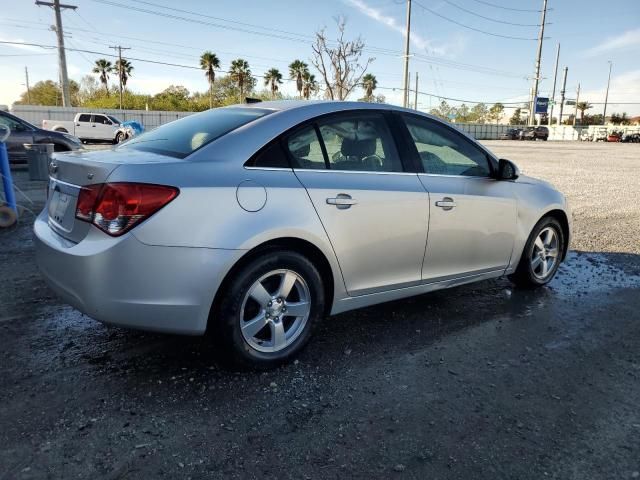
[[340, 138, 376, 158]]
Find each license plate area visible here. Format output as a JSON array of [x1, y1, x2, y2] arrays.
[[48, 180, 79, 233]]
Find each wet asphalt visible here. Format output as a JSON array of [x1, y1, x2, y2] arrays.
[[2, 143, 640, 479]]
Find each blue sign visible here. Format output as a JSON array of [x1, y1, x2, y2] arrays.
[[535, 97, 549, 114]]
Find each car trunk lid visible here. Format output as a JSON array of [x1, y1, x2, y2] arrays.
[[47, 148, 177, 243]]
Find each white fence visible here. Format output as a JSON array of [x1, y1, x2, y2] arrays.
[[455, 123, 639, 140], [9, 105, 639, 140], [10, 105, 195, 130]]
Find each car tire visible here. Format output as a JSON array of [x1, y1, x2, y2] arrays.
[[114, 132, 125, 144], [509, 216, 565, 289], [213, 249, 325, 370]]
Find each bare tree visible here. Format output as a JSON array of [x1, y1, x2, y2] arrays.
[[311, 17, 374, 101]]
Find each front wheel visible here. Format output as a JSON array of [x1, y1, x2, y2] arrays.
[[510, 217, 565, 288], [114, 132, 125, 144], [214, 250, 325, 369]]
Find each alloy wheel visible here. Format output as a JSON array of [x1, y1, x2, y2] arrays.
[[530, 226, 560, 280], [240, 269, 311, 353]]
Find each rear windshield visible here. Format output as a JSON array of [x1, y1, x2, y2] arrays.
[[118, 107, 271, 159]]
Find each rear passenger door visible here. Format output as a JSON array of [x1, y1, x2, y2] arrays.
[[287, 111, 430, 296]]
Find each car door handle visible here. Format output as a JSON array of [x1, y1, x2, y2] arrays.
[[435, 197, 456, 210], [327, 193, 357, 209]]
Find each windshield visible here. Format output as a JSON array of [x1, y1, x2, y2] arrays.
[[108, 116, 122, 124], [118, 107, 271, 159]]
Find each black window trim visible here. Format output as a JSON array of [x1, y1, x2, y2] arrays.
[[397, 111, 499, 177]]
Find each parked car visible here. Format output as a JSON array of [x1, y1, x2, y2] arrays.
[[35, 101, 571, 369], [520, 126, 549, 141], [500, 128, 521, 140], [0, 110, 82, 164], [42, 113, 124, 143]]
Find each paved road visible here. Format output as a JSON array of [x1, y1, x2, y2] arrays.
[[1, 142, 639, 479]]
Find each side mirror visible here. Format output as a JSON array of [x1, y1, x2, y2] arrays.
[[498, 158, 519, 180]]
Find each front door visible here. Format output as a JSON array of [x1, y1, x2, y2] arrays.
[[91, 114, 115, 140], [400, 114, 517, 281], [286, 112, 430, 296], [0, 114, 34, 163]]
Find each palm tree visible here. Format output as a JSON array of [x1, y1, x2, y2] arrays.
[[114, 59, 133, 89], [289, 59, 308, 98], [264, 68, 283, 99], [200, 51, 220, 109], [92, 59, 112, 93], [302, 71, 318, 100], [576, 101, 592, 124], [229, 59, 251, 101], [361, 73, 377, 102]]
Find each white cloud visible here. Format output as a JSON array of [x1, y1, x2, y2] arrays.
[[345, 0, 465, 57], [0, 36, 46, 53], [580, 69, 640, 116], [583, 29, 640, 57]]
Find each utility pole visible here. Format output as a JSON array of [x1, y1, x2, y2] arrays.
[[110, 45, 131, 111], [602, 61, 612, 125], [24, 67, 31, 104], [573, 83, 580, 126], [402, 0, 412, 108], [36, 0, 76, 107], [529, 0, 548, 125], [414, 71, 419, 110], [558, 66, 568, 125], [548, 42, 560, 126]]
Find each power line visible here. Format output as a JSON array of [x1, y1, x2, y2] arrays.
[[469, 0, 542, 13], [1, 40, 535, 105], [0, 16, 530, 79], [441, 0, 541, 27], [413, 0, 541, 40]]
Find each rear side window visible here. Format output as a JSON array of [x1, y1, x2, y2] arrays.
[[119, 107, 271, 159], [78, 114, 91, 122], [247, 141, 290, 168], [285, 112, 402, 172]]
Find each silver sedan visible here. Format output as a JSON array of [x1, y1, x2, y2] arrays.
[[35, 101, 571, 368]]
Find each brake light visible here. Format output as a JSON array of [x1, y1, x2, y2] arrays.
[[75, 183, 179, 236]]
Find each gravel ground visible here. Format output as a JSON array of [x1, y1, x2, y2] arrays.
[[1, 141, 639, 479], [483, 140, 640, 254]]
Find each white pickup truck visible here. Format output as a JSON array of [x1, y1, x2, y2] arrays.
[[42, 113, 123, 143]]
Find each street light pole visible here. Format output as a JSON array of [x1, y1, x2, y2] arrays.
[[602, 61, 612, 125], [548, 42, 560, 126], [402, 0, 412, 108], [558, 66, 568, 125]]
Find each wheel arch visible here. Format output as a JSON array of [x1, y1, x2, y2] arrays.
[[207, 236, 337, 333], [540, 208, 570, 260]]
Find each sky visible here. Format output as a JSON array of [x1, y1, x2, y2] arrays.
[[1, 0, 639, 116]]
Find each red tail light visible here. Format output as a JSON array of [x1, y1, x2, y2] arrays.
[[75, 183, 179, 236]]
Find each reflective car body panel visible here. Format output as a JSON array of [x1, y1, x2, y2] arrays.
[[34, 101, 571, 334]]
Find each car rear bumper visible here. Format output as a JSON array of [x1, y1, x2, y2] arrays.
[[34, 210, 244, 335]]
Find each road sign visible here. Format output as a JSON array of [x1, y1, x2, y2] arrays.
[[535, 97, 549, 114]]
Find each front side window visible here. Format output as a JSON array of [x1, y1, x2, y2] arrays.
[[0, 114, 28, 131], [119, 107, 271, 159], [404, 115, 492, 177], [92, 115, 111, 125]]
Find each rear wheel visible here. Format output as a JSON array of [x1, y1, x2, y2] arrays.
[[510, 216, 564, 288], [214, 250, 325, 369]]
